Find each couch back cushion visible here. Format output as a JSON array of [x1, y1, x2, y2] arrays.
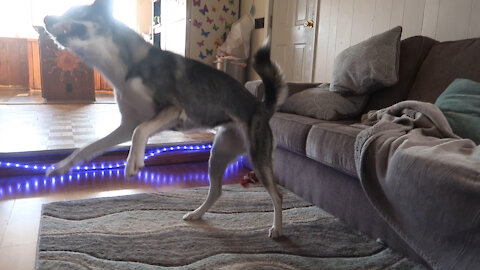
[[435, 78, 480, 144], [364, 36, 438, 112], [407, 37, 480, 102], [330, 26, 402, 95]]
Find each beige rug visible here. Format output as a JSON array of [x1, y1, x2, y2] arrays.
[[36, 185, 427, 269]]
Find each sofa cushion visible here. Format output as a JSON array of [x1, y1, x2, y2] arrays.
[[280, 84, 368, 120], [270, 112, 325, 155], [330, 26, 402, 95], [244, 81, 321, 101], [407, 37, 480, 103], [364, 36, 438, 112], [306, 122, 365, 176], [435, 79, 480, 144]]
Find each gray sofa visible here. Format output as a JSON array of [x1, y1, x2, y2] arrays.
[[245, 35, 480, 265]]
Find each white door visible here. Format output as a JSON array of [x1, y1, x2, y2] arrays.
[[161, 0, 187, 56], [271, 0, 317, 82]]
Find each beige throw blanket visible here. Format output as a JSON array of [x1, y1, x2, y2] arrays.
[[354, 101, 480, 270]]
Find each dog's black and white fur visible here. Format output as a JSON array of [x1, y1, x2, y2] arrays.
[[44, 0, 287, 238]]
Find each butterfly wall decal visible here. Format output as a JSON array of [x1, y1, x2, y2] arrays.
[[193, 0, 201, 7], [201, 28, 210, 37], [199, 4, 208, 15], [197, 40, 205, 47], [223, 5, 229, 13], [231, 10, 236, 16], [206, 48, 213, 55], [212, 24, 219, 31], [193, 19, 202, 28], [225, 22, 232, 31], [214, 40, 221, 48], [229, 0, 234, 5], [206, 16, 214, 24], [211, 6, 217, 12], [199, 52, 207, 60], [219, 15, 226, 23]]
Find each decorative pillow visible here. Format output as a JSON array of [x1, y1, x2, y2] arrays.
[[280, 84, 368, 121], [330, 26, 402, 95], [435, 78, 480, 144]]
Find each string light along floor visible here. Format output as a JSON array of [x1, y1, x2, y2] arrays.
[[0, 143, 251, 199], [0, 143, 213, 174]]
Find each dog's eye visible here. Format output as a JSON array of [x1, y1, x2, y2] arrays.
[[70, 23, 87, 39]]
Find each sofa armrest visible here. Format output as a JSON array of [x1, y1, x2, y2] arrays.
[[244, 80, 265, 99], [245, 80, 321, 100], [287, 82, 323, 96]]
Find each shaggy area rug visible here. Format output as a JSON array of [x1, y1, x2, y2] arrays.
[[36, 185, 427, 269]]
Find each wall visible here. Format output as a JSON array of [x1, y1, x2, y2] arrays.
[[27, 39, 41, 90], [161, 0, 187, 56], [314, 0, 480, 83], [136, 0, 153, 36], [188, 0, 240, 65], [0, 38, 29, 89], [240, 0, 272, 80]]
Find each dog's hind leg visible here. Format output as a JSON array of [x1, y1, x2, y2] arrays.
[[125, 107, 181, 177], [248, 118, 283, 238], [183, 125, 245, 220]]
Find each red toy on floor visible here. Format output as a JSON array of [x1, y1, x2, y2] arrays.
[[241, 171, 259, 187]]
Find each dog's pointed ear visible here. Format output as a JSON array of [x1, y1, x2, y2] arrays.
[[93, 0, 114, 16]]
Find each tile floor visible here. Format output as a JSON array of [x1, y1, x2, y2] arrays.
[[0, 89, 115, 104], [0, 104, 215, 153]]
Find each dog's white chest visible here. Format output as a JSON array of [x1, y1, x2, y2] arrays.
[[114, 78, 157, 122]]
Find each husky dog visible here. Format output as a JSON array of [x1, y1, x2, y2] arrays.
[[44, 0, 287, 238]]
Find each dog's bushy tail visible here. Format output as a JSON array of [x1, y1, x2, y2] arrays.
[[253, 38, 288, 117]]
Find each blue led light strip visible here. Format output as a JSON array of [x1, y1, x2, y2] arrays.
[[0, 157, 244, 199], [0, 143, 213, 173]]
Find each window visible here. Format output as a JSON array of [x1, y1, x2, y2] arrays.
[[0, 0, 136, 38]]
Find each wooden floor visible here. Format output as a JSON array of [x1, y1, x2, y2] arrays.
[[0, 161, 250, 270]]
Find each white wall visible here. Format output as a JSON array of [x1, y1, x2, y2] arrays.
[[314, 0, 480, 83], [241, 0, 272, 80]]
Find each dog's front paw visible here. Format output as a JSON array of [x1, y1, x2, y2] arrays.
[[46, 161, 72, 177], [125, 154, 144, 177], [182, 211, 203, 221], [268, 226, 282, 239]]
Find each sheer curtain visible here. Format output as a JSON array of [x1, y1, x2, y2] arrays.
[[0, 0, 136, 38]]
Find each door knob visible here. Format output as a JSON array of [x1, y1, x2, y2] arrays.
[[303, 20, 314, 28]]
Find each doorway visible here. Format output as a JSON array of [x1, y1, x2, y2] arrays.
[[271, 0, 318, 82]]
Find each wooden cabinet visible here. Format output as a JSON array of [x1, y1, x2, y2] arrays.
[[37, 27, 95, 101]]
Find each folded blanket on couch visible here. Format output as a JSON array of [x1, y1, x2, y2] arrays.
[[354, 100, 480, 270]]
